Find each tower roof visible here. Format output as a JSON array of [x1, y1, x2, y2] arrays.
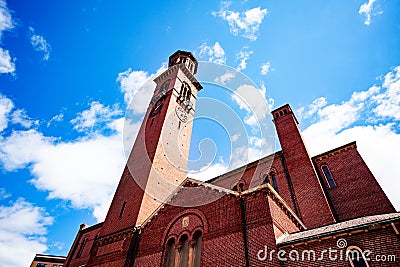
[[169, 50, 198, 64], [168, 50, 199, 74]]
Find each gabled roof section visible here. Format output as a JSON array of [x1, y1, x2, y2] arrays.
[[206, 151, 282, 185], [312, 141, 357, 162], [139, 177, 306, 231], [138, 177, 237, 229]]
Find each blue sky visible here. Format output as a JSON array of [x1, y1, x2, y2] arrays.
[[0, 0, 400, 265]]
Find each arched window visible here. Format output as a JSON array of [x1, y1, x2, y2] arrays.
[[192, 231, 202, 267], [180, 82, 191, 103], [118, 201, 127, 219], [347, 246, 369, 267], [270, 172, 279, 193], [233, 182, 244, 192], [186, 87, 191, 102], [321, 165, 336, 188], [179, 235, 189, 267], [165, 238, 176, 267], [76, 237, 87, 258]]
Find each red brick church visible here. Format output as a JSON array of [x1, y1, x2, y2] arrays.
[[64, 51, 399, 267]]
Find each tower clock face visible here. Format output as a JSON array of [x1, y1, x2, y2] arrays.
[[175, 106, 188, 123]]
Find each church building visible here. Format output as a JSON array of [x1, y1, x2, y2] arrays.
[[64, 51, 399, 267]]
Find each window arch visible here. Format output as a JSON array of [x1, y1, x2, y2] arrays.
[[179, 235, 189, 267], [164, 238, 176, 267], [163, 212, 206, 267], [321, 165, 336, 188], [347, 246, 369, 267], [232, 181, 245, 192], [192, 231, 202, 267], [76, 237, 87, 258], [270, 172, 279, 193], [180, 82, 191, 103]]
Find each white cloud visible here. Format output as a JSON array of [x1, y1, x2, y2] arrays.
[[212, 2, 267, 41], [304, 97, 328, 118], [47, 112, 64, 127], [0, 198, 53, 267], [236, 46, 253, 71], [0, 94, 39, 130], [228, 135, 270, 169], [214, 71, 235, 85], [70, 101, 122, 132], [0, 188, 11, 199], [0, 1, 15, 74], [260, 62, 273, 75], [0, 93, 13, 131], [0, 47, 15, 73], [373, 66, 400, 120], [0, 0, 13, 37], [197, 42, 226, 64], [301, 66, 400, 210], [359, 0, 382, 26], [188, 157, 227, 181], [117, 64, 166, 114], [0, 128, 126, 222], [0, 95, 143, 222], [231, 132, 241, 142], [232, 83, 268, 127], [11, 108, 39, 128], [29, 27, 52, 61], [117, 69, 150, 105]]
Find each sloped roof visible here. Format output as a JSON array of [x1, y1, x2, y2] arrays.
[[278, 212, 400, 246]]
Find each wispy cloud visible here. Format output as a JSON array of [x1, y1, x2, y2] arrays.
[[29, 27, 52, 61], [11, 108, 39, 128], [301, 66, 400, 210], [212, 2, 267, 41], [214, 71, 235, 85], [260, 62, 271, 75], [197, 42, 226, 64], [0, 47, 15, 73], [236, 46, 253, 71], [297, 96, 328, 119], [0, 197, 53, 267], [359, 0, 382, 26], [0, 94, 39, 131], [0, 93, 13, 131], [70, 101, 122, 132], [47, 112, 64, 127], [0, 1, 13, 37], [0, 1, 15, 74]]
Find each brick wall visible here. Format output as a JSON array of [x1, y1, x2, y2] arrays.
[[132, 184, 282, 267], [313, 142, 395, 221]]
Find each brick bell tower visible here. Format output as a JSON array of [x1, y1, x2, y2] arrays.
[[272, 104, 336, 228], [99, 51, 202, 237]]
